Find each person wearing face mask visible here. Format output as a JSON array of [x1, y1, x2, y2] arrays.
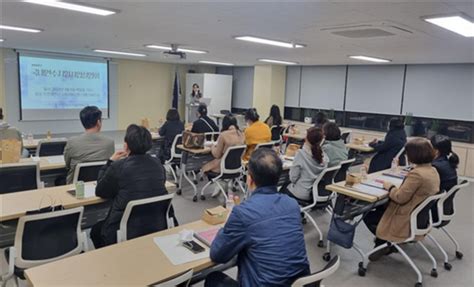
[[242, 108, 271, 161], [205, 148, 310, 287], [363, 138, 440, 261], [368, 118, 407, 173], [90, 124, 171, 249]]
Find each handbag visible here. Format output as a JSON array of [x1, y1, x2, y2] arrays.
[[327, 216, 364, 249], [182, 131, 205, 149]]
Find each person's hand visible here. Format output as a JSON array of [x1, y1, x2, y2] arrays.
[[110, 150, 128, 161], [383, 181, 395, 191]]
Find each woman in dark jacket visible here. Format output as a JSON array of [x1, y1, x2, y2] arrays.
[[159, 108, 184, 160], [368, 118, 407, 173], [191, 103, 219, 134], [430, 135, 459, 192], [91, 124, 170, 248]]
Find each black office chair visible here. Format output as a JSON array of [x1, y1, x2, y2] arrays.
[[292, 256, 340, 287], [200, 145, 247, 203], [0, 162, 41, 194], [164, 134, 183, 187], [341, 130, 352, 144], [147, 138, 166, 163], [270, 125, 284, 142], [255, 141, 275, 150], [36, 139, 67, 156], [117, 194, 174, 242], [72, 161, 106, 184], [1, 207, 88, 286], [334, 158, 356, 183]]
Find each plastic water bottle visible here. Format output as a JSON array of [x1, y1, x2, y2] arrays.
[[391, 158, 399, 172], [75, 181, 85, 199], [226, 191, 235, 211], [360, 164, 368, 180], [27, 132, 34, 144]]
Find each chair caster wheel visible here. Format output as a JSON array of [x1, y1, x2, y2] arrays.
[[192, 196, 198, 202], [322, 253, 331, 262], [456, 251, 463, 259], [415, 282, 422, 287], [430, 269, 438, 278], [358, 265, 366, 277], [193, 180, 198, 184], [200, 195, 206, 201], [317, 240, 324, 248], [444, 262, 452, 271], [176, 189, 182, 195]]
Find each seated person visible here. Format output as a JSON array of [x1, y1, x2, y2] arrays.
[[0, 107, 28, 157], [368, 118, 407, 173], [159, 108, 184, 160], [202, 114, 244, 174], [205, 148, 310, 287], [64, 106, 114, 184], [322, 122, 348, 167], [285, 127, 328, 202], [242, 108, 271, 161], [430, 135, 459, 193], [264, 105, 283, 141], [363, 138, 440, 260], [191, 103, 219, 134], [91, 125, 170, 248], [314, 111, 328, 128]]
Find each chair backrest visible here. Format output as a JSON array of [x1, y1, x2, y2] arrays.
[[334, 158, 356, 183], [220, 110, 231, 115], [148, 137, 166, 159], [14, 207, 85, 269], [73, 161, 106, 184], [341, 130, 352, 144], [255, 141, 275, 150], [0, 162, 40, 194], [153, 269, 193, 287], [220, 145, 246, 175], [394, 147, 407, 166], [292, 256, 340, 287], [117, 193, 174, 242], [435, 180, 469, 224], [308, 165, 341, 207], [204, 132, 220, 141], [270, 125, 284, 141], [409, 192, 445, 240], [316, 165, 341, 199], [167, 134, 183, 161], [37, 139, 67, 156]]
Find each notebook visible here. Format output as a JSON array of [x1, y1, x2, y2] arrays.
[[194, 228, 220, 247], [382, 170, 408, 180], [350, 183, 388, 199]]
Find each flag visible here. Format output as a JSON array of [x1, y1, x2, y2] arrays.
[[172, 71, 180, 109]]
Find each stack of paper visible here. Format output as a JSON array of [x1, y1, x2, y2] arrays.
[[351, 183, 388, 198]]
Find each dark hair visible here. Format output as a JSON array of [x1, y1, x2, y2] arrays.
[[222, 114, 239, 132], [405, 138, 435, 165], [192, 83, 201, 97], [431, 135, 459, 169], [245, 108, 259, 122], [166, 108, 180, 122], [315, 112, 328, 126], [80, 106, 102, 129], [124, 124, 152, 155], [306, 127, 324, 164], [248, 148, 282, 188], [268, 105, 282, 126], [323, 122, 341, 141], [197, 103, 208, 117], [0, 108, 3, 120], [389, 118, 405, 131]]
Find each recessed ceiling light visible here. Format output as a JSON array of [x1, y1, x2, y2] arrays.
[[145, 45, 208, 54], [235, 36, 304, 48], [0, 25, 42, 33], [199, 61, 234, 66], [258, 59, 298, 65], [93, 49, 146, 57], [424, 15, 474, 37], [23, 0, 117, 16], [349, 55, 392, 63]]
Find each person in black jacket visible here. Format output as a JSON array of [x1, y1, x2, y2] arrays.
[[368, 118, 407, 173], [191, 103, 219, 134], [90, 124, 171, 248], [159, 108, 184, 160], [431, 135, 459, 192]]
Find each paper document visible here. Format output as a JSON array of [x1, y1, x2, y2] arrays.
[[351, 183, 388, 198], [84, 184, 96, 198], [46, 155, 65, 164], [153, 234, 209, 265]]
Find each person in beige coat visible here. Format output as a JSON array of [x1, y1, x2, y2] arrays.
[[202, 114, 245, 174], [364, 138, 440, 260]]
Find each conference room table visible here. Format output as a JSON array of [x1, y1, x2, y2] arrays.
[[25, 219, 220, 286], [323, 168, 404, 262]]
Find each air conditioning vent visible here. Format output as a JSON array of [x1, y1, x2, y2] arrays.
[[320, 21, 414, 39], [331, 28, 396, 38]]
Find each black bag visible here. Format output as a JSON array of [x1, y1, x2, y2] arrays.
[[327, 216, 363, 249]]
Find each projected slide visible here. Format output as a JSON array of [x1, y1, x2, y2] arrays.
[[19, 54, 109, 120]]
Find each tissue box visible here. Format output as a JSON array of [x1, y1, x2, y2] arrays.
[[202, 206, 228, 225]]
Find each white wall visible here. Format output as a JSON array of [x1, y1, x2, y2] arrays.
[[203, 74, 233, 116]]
